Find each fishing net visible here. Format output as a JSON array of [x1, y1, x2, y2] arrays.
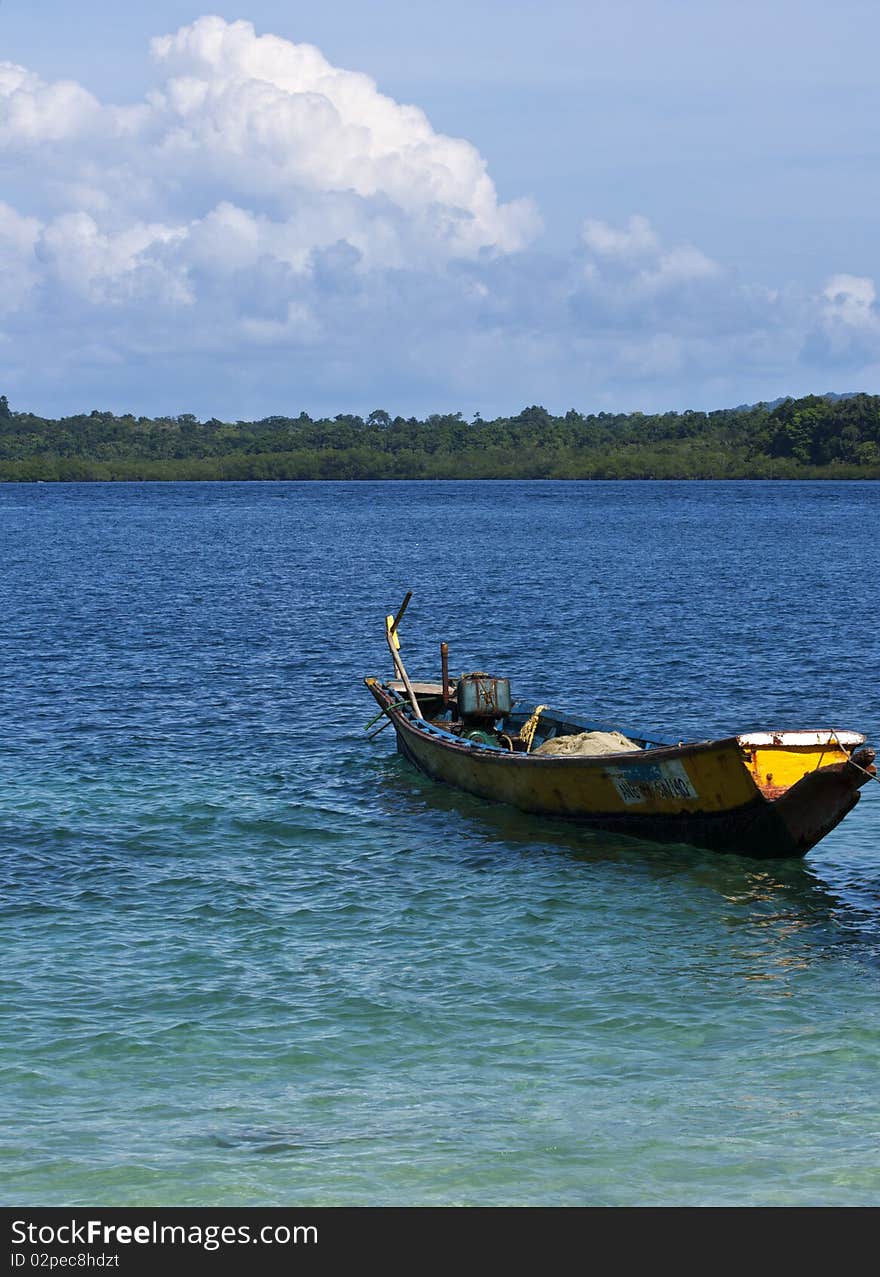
[[533, 730, 641, 757]]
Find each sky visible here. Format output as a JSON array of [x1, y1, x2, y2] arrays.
[[2, 1, 880, 419]]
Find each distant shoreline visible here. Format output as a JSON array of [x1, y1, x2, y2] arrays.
[[2, 474, 879, 484], [2, 392, 879, 481]]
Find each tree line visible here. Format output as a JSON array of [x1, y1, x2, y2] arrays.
[[0, 392, 878, 481]]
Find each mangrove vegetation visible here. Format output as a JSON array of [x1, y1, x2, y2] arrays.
[[1, 392, 879, 480]]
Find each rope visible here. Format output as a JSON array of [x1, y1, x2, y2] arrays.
[[366, 717, 395, 741], [360, 699, 408, 730], [831, 731, 880, 787], [518, 704, 549, 754]]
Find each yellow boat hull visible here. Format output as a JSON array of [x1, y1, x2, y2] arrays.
[[366, 680, 874, 858]]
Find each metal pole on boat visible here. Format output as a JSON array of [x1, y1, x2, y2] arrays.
[[440, 642, 450, 707]]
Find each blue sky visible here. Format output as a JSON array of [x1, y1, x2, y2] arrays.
[[2, 1, 880, 418]]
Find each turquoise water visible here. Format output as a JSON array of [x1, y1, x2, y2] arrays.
[[1, 480, 879, 1205]]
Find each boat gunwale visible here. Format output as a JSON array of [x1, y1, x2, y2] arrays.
[[368, 681, 865, 763], [737, 730, 865, 748], [367, 679, 747, 769]]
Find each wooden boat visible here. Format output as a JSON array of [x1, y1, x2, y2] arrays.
[[364, 595, 876, 859]]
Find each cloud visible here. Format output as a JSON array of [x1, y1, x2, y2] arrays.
[[822, 274, 878, 329], [0, 17, 878, 415], [795, 273, 880, 370], [0, 64, 103, 145], [35, 212, 188, 304], [582, 214, 660, 260], [0, 201, 40, 315], [149, 17, 539, 252], [0, 14, 538, 271], [578, 217, 724, 321]]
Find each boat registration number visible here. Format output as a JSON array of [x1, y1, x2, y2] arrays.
[[606, 760, 699, 805]]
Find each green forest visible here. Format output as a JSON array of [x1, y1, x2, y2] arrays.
[[1, 392, 879, 480]]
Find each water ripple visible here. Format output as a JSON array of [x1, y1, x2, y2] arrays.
[[1, 480, 879, 1204]]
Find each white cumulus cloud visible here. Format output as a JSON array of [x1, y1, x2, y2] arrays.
[[581, 216, 721, 295], [823, 274, 878, 329], [0, 13, 538, 281], [0, 64, 103, 145], [797, 272, 880, 369], [582, 214, 660, 259], [0, 20, 879, 415], [0, 201, 39, 315]]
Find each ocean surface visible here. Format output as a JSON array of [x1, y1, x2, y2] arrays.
[[1, 479, 879, 1206]]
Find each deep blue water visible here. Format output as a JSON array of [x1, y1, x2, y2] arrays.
[[1, 480, 879, 1205]]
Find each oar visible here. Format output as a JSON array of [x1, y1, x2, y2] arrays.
[[385, 594, 423, 720], [389, 591, 412, 639], [386, 619, 423, 720]]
